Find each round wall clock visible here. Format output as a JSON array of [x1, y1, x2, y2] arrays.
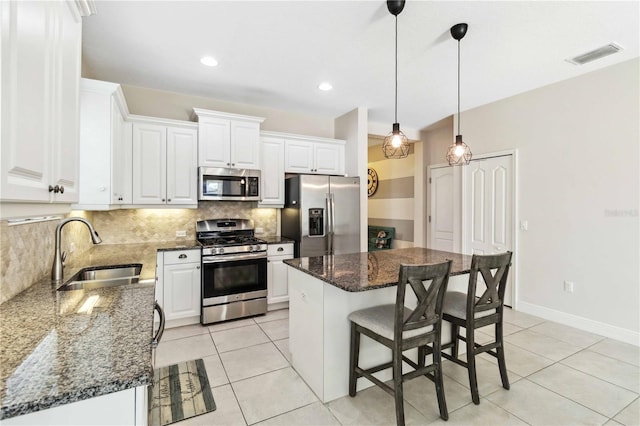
[[367, 168, 379, 197]]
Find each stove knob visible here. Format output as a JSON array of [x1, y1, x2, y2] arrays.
[[248, 245, 255, 251], [217, 248, 224, 255]]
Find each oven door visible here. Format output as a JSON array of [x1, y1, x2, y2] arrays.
[[202, 253, 267, 306]]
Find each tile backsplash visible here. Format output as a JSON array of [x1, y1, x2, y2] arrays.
[[90, 202, 277, 244], [0, 203, 277, 303], [0, 211, 95, 304]]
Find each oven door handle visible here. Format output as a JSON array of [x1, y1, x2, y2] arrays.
[[202, 252, 267, 263]]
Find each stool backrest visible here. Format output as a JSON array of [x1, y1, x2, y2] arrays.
[[468, 252, 513, 316], [395, 260, 452, 341]]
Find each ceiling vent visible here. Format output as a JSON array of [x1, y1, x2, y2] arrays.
[[567, 43, 623, 65]]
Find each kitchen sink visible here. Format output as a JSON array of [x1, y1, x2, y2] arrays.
[[57, 264, 143, 291]]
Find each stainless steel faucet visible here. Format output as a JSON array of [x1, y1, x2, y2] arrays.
[[51, 217, 102, 282]]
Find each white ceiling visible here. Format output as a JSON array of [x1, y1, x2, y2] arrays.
[[82, 1, 639, 132]]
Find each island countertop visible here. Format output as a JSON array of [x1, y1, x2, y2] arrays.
[[284, 247, 473, 292], [0, 242, 195, 420]]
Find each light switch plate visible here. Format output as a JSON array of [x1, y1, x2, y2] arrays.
[[175, 230, 187, 237]]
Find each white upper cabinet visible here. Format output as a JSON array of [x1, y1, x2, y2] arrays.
[[73, 79, 131, 210], [1, 1, 88, 203], [258, 135, 285, 207], [284, 136, 345, 175], [192, 108, 264, 170], [131, 117, 198, 206]]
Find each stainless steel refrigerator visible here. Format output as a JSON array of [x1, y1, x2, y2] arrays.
[[282, 175, 360, 258]]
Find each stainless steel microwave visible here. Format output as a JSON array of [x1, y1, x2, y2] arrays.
[[198, 167, 260, 201]]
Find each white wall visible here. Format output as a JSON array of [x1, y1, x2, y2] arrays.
[[335, 108, 369, 252], [121, 84, 336, 138], [460, 58, 639, 344]]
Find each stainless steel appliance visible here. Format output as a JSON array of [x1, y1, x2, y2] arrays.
[[197, 219, 268, 324], [282, 175, 360, 258], [199, 167, 260, 201]]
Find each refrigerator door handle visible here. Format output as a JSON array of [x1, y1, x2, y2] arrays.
[[327, 192, 335, 255]]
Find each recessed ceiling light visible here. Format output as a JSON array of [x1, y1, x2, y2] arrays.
[[200, 56, 218, 67], [318, 82, 333, 91]]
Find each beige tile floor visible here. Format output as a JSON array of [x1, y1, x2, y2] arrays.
[[155, 308, 639, 426]]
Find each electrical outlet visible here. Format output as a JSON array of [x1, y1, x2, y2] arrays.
[[255, 227, 264, 234], [563, 281, 574, 293], [175, 230, 187, 237], [520, 220, 528, 231]]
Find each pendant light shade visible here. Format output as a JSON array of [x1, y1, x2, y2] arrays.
[[382, 0, 410, 159], [447, 22, 472, 166]]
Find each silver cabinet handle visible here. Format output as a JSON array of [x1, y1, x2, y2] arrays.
[[178, 254, 187, 259], [167, 199, 171, 202], [152, 301, 165, 348], [277, 247, 284, 252], [161, 198, 165, 202], [59, 185, 64, 194]]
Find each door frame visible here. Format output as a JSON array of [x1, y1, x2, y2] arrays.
[[461, 149, 519, 309]]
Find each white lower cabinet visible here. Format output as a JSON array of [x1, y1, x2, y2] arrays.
[[2, 386, 147, 426], [156, 249, 201, 328], [267, 243, 294, 305]]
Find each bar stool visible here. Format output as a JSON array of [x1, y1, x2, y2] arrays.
[[441, 251, 513, 405], [348, 260, 452, 426]]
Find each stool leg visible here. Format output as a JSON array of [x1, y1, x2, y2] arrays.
[[466, 326, 480, 404], [496, 320, 510, 390], [349, 322, 360, 397], [392, 345, 405, 426], [433, 341, 449, 420], [450, 324, 460, 359]]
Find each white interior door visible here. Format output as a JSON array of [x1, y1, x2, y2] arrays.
[[429, 166, 455, 252], [463, 155, 514, 306]]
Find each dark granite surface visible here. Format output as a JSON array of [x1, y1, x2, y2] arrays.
[[284, 247, 473, 292], [0, 242, 187, 420], [261, 236, 295, 244]]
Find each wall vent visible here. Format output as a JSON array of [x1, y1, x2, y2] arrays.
[[567, 43, 623, 65]]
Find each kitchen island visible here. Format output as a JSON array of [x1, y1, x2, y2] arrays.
[[0, 242, 198, 424], [284, 247, 473, 403]]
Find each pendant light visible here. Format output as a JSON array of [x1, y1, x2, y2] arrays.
[[446, 23, 472, 166], [382, 0, 410, 159]]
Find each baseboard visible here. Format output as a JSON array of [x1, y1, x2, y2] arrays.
[[517, 301, 640, 347]]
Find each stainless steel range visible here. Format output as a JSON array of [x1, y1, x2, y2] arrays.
[[197, 218, 268, 324]]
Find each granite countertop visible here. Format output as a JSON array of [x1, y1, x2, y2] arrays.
[[284, 247, 473, 292], [260, 236, 295, 245], [0, 242, 193, 420]]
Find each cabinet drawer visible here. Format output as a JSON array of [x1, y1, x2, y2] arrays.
[[164, 249, 201, 265], [267, 243, 294, 257]]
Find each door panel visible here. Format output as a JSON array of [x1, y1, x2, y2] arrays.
[[429, 167, 454, 252], [329, 176, 360, 255], [464, 155, 513, 305]]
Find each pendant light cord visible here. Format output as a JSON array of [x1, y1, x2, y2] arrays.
[[457, 39, 461, 136], [394, 14, 398, 124]]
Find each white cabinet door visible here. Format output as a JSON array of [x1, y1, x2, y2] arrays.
[[1, 1, 82, 203], [2, 387, 142, 426], [284, 139, 345, 175], [163, 262, 201, 322], [162, 249, 201, 325], [114, 114, 133, 204], [166, 127, 198, 205], [198, 118, 230, 168], [52, 1, 81, 203], [314, 143, 344, 176], [75, 79, 131, 209], [132, 120, 197, 206], [132, 123, 167, 204], [231, 121, 261, 169], [284, 140, 315, 173], [259, 137, 285, 207], [267, 243, 293, 304]]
